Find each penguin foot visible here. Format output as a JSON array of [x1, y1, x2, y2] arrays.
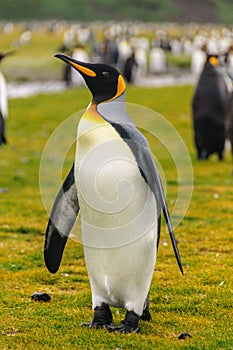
[[198, 150, 209, 160], [140, 295, 152, 321], [82, 303, 113, 329], [140, 306, 152, 321], [107, 324, 140, 334], [108, 310, 140, 334], [81, 321, 114, 329]]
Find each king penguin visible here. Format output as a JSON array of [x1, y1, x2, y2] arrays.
[[44, 54, 183, 333], [192, 54, 231, 160]]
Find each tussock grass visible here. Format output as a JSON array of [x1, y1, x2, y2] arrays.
[[0, 85, 233, 349]]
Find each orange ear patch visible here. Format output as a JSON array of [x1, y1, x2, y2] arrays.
[[105, 75, 126, 103], [116, 75, 126, 98]]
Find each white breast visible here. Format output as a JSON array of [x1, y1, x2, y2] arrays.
[[75, 115, 158, 315]]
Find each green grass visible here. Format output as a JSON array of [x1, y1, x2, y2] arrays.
[[0, 85, 233, 349], [167, 53, 191, 69]]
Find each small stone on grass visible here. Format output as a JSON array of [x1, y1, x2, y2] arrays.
[[31, 292, 51, 302]]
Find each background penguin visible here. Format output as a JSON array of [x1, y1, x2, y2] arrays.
[[192, 54, 231, 160], [123, 51, 137, 83], [0, 52, 13, 146], [190, 44, 206, 78], [44, 54, 183, 334], [70, 45, 90, 86], [227, 91, 233, 173], [149, 46, 167, 75]]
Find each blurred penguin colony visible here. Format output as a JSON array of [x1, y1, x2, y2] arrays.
[[1, 20, 233, 160], [1, 21, 233, 83], [53, 22, 233, 85]]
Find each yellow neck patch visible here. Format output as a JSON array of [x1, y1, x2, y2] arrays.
[[83, 103, 105, 124], [209, 56, 218, 66], [70, 62, 96, 77]]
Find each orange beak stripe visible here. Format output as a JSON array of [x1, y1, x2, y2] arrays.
[[70, 62, 96, 77]]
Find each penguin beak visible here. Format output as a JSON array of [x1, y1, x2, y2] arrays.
[[55, 53, 96, 77]]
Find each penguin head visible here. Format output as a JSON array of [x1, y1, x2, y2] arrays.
[[55, 53, 126, 104]]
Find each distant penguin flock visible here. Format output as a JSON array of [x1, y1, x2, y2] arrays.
[[44, 54, 183, 333]]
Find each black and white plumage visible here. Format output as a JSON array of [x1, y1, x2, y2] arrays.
[[44, 54, 183, 333]]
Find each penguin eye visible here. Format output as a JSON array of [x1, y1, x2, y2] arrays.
[[102, 71, 111, 77]]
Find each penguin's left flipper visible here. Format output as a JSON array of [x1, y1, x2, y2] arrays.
[[44, 164, 80, 273]]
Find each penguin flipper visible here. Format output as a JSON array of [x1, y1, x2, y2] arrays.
[[139, 147, 184, 274], [110, 122, 183, 274], [44, 164, 79, 273]]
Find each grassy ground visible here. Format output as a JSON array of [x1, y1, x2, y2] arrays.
[[0, 85, 233, 349]]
